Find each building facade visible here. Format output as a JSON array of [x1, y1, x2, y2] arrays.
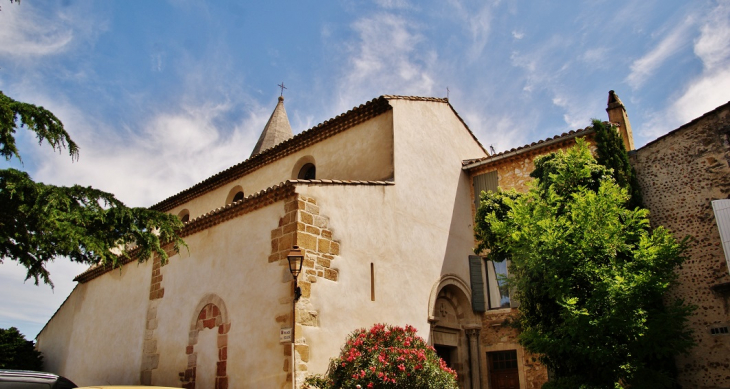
[[35, 92, 730, 389]]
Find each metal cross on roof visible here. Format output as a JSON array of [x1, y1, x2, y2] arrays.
[[278, 82, 287, 97], [447, 87, 450, 100]]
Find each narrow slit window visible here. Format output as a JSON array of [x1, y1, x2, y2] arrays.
[[370, 263, 375, 301]]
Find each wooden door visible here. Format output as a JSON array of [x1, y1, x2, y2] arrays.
[[488, 350, 520, 389]]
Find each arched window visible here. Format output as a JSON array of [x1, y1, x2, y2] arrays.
[[232, 191, 244, 202], [298, 163, 316, 180], [178, 209, 190, 223], [225, 185, 245, 205]]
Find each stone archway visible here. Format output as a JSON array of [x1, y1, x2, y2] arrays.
[[429, 276, 482, 389], [180, 294, 231, 389]]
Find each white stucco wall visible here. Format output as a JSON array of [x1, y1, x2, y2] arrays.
[[298, 99, 486, 375], [167, 111, 394, 221], [36, 259, 153, 386], [153, 202, 291, 388]]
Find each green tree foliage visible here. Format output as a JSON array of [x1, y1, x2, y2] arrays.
[[475, 139, 694, 388], [304, 324, 458, 389], [0, 327, 43, 370], [0, 91, 185, 286], [593, 119, 643, 209]]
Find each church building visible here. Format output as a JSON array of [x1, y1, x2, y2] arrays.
[[35, 92, 730, 389]]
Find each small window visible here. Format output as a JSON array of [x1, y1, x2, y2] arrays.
[[488, 350, 520, 389], [298, 163, 316, 180], [225, 185, 245, 205], [178, 209, 190, 223], [487, 260, 512, 309]]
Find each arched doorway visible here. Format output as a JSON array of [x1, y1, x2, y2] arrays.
[[429, 276, 482, 389], [180, 294, 231, 389]]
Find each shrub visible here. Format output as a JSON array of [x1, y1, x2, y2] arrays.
[[303, 324, 458, 389]]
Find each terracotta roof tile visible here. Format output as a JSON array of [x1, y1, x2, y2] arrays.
[[462, 125, 597, 169]]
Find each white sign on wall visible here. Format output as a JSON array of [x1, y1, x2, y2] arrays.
[[280, 327, 292, 343]]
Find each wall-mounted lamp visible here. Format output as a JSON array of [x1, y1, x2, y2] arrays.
[[287, 245, 304, 301]]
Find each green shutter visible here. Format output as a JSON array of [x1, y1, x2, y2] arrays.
[[469, 255, 486, 312], [473, 171, 498, 209]]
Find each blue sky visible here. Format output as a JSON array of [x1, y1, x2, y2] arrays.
[[1, 0, 729, 339]]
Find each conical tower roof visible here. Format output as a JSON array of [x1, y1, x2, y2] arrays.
[[250, 96, 293, 157]]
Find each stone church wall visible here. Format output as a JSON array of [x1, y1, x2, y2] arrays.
[[631, 102, 730, 389]]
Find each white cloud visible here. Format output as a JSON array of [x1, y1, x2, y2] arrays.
[[512, 30, 524, 40], [337, 13, 437, 110], [26, 98, 267, 207], [640, 2, 730, 141], [580, 47, 609, 65], [447, 0, 495, 60], [0, 4, 74, 59], [374, 0, 411, 9], [626, 15, 696, 89], [694, 1, 730, 71]]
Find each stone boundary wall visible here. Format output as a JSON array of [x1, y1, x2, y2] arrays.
[[631, 102, 730, 388]]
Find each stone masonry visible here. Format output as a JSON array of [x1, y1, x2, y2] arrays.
[[270, 193, 341, 387], [632, 102, 730, 389]]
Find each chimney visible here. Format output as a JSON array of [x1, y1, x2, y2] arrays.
[[606, 90, 635, 151]]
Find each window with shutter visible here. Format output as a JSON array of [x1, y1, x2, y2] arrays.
[[473, 171, 498, 209], [712, 199, 730, 274], [468, 255, 486, 312], [486, 259, 512, 309]]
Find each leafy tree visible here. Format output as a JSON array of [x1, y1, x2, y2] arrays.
[[0, 91, 185, 286], [593, 119, 643, 209], [0, 327, 43, 370], [475, 139, 694, 388], [304, 324, 458, 389]]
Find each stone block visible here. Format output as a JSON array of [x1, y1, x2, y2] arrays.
[[284, 200, 298, 213], [329, 241, 340, 255], [296, 309, 318, 327], [278, 233, 294, 252], [305, 197, 317, 205], [143, 339, 157, 353], [325, 268, 338, 282], [305, 225, 320, 235], [297, 222, 307, 232], [145, 329, 154, 340], [303, 258, 315, 268], [275, 314, 290, 324], [295, 344, 310, 362], [186, 345, 194, 355], [218, 323, 230, 334], [143, 353, 160, 370], [300, 281, 311, 298], [271, 228, 283, 239], [305, 203, 319, 215], [140, 370, 152, 386], [268, 253, 280, 263], [321, 229, 332, 239], [316, 257, 331, 268], [283, 222, 297, 234], [318, 239, 331, 254], [147, 305, 157, 320], [283, 357, 290, 371], [147, 319, 158, 330], [189, 330, 198, 345], [217, 334, 228, 348], [216, 376, 228, 389], [297, 233, 318, 251], [216, 360, 227, 376], [313, 215, 328, 228], [299, 211, 313, 225]]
